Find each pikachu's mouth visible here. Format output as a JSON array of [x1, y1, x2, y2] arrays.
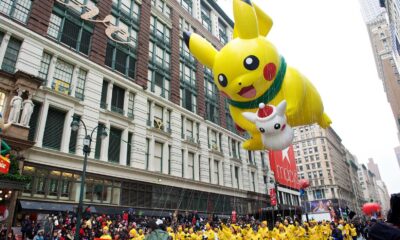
[[238, 85, 256, 98]]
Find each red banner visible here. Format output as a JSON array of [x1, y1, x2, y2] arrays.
[[0, 156, 10, 174], [268, 146, 300, 189], [270, 188, 277, 206]]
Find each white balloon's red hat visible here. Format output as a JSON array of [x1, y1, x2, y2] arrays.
[[257, 103, 274, 118]]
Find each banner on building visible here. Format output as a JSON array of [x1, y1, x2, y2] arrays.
[[270, 188, 277, 206], [268, 146, 300, 189]]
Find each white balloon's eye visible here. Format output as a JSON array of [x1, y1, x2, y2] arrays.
[[259, 128, 265, 133], [274, 124, 281, 130]]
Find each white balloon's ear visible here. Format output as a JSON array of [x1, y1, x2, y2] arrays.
[[242, 112, 257, 123], [276, 100, 287, 116]]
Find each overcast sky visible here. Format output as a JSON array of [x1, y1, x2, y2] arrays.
[[217, 0, 400, 194]]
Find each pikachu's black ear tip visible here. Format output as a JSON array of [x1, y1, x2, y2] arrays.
[[183, 31, 191, 48], [242, 0, 252, 6]]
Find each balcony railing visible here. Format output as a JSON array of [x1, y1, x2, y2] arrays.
[[111, 105, 124, 115]]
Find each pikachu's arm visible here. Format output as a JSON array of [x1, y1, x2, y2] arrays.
[[230, 106, 258, 133], [281, 67, 306, 118]]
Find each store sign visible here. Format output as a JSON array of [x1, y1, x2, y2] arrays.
[[270, 188, 277, 206], [55, 0, 133, 45], [0, 155, 10, 174], [268, 146, 300, 189]]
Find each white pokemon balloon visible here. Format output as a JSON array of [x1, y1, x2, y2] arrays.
[[242, 100, 294, 150]]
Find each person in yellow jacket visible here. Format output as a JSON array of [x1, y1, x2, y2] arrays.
[[308, 221, 320, 240], [343, 223, 352, 240], [258, 221, 270, 239], [129, 227, 138, 239], [349, 223, 357, 240], [175, 226, 186, 240], [291, 221, 306, 240], [166, 227, 175, 240], [187, 228, 198, 240], [320, 221, 330, 240], [276, 223, 289, 240], [204, 223, 215, 240], [271, 221, 281, 239], [230, 224, 242, 240], [137, 229, 145, 240], [100, 226, 112, 240]]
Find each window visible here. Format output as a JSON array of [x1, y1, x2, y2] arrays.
[[145, 138, 150, 170], [108, 127, 122, 163], [234, 166, 239, 189], [127, 92, 134, 118], [209, 129, 217, 149], [112, 0, 140, 22], [188, 152, 194, 179], [231, 139, 238, 159], [213, 160, 219, 185], [1, 36, 21, 73], [150, 16, 170, 45], [326, 162, 330, 167], [100, 81, 108, 109], [153, 104, 163, 130], [52, 59, 73, 95], [154, 141, 163, 172], [111, 85, 125, 115], [168, 145, 171, 175], [299, 166, 303, 171], [204, 67, 219, 124], [201, 2, 211, 32], [179, 37, 195, 63], [186, 119, 193, 139], [148, 68, 170, 99], [27, 101, 41, 141], [248, 151, 254, 165], [180, 0, 192, 14], [47, 4, 94, 55], [43, 107, 66, 150], [324, 153, 328, 160], [0, 0, 32, 23], [94, 123, 105, 159], [151, 0, 170, 17], [317, 162, 321, 168], [251, 172, 256, 191], [311, 163, 316, 169], [180, 62, 197, 113], [38, 52, 52, 80], [69, 115, 80, 154], [218, 20, 227, 44], [0, 91, 6, 115], [319, 170, 323, 177], [75, 69, 87, 100], [105, 41, 136, 79], [306, 164, 310, 170], [108, 14, 138, 48], [260, 152, 266, 168], [127, 132, 132, 166]]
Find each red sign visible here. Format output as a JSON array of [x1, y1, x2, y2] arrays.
[[269, 188, 277, 206], [0, 155, 10, 174], [268, 146, 300, 189], [231, 210, 237, 223]]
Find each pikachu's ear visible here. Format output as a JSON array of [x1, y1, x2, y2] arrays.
[[233, 2, 273, 39], [253, 3, 273, 37], [233, 0, 258, 39], [183, 31, 217, 69]]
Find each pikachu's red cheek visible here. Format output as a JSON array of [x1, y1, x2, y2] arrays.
[[263, 63, 277, 81]]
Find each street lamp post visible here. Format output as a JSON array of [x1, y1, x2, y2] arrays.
[[71, 117, 107, 240]]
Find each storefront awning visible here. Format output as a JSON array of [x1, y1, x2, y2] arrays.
[[20, 200, 74, 212]]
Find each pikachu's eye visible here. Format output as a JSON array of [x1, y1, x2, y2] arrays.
[[218, 74, 228, 87], [244, 55, 259, 70]]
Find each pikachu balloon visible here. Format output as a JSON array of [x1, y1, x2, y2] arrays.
[[183, 0, 331, 150]]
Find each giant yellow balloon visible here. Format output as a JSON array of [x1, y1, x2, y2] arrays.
[[183, 0, 331, 150]]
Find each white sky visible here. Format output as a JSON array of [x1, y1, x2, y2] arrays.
[[217, 0, 400, 194]]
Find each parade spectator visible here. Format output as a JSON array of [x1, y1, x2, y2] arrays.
[[369, 193, 400, 240]]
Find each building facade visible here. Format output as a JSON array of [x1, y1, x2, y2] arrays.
[[293, 124, 359, 219], [375, 179, 391, 215], [358, 164, 379, 203], [381, 0, 400, 69], [0, 0, 273, 224], [367, 158, 382, 180]]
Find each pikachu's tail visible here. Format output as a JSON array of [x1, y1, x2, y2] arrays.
[[318, 113, 332, 129]]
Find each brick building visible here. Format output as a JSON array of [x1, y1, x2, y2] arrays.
[[0, 0, 273, 226]]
